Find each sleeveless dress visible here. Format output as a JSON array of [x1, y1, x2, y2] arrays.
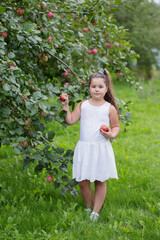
[[72, 100, 118, 182]]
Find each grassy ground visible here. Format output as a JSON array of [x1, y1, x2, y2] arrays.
[[0, 77, 160, 240]]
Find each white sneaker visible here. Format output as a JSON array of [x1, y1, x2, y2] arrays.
[[90, 211, 99, 221], [85, 208, 92, 213]]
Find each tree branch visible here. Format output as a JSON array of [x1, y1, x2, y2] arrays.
[[44, 49, 81, 82]]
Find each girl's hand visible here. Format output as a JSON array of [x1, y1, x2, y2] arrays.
[[100, 128, 114, 139], [60, 93, 69, 108]]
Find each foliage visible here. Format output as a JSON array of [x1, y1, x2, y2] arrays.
[[113, 0, 160, 79], [0, 0, 139, 194]]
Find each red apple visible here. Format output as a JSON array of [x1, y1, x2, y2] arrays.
[[103, 34, 107, 39], [83, 28, 89, 32], [16, 9, 24, 15], [10, 62, 14, 68], [1, 32, 7, 37], [64, 82, 69, 85], [21, 141, 28, 148], [100, 125, 109, 132], [46, 176, 53, 182], [43, 55, 48, 61], [43, 5, 46, 10], [47, 12, 53, 19], [41, 111, 46, 116], [63, 72, 69, 78], [116, 73, 121, 77], [31, 87, 35, 93], [47, 36, 52, 42], [60, 94, 66, 101], [92, 21, 98, 25], [92, 48, 98, 54], [24, 119, 30, 126], [88, 50, 92, 55], [66, 68, 70, 72], [106, 43, 112, 48]]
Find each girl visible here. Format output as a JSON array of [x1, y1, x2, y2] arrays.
[[60, 70, 120, 221]]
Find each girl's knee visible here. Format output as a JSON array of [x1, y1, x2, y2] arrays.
[[79, 180, 91, 190]]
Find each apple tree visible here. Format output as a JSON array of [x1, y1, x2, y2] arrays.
[[0, 0, 139, 196]]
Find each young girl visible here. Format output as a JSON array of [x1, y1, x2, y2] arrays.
[[60, 70, 120, 221]]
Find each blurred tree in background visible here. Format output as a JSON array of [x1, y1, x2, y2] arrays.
[[113, 0, 160, 79]]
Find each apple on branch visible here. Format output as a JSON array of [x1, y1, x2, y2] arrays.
[[21, 141, 28, 148], [106, 43, 112, 48], [63, 72, 69, 78], [40, 111, 46, 116], [47, 36, 52, 43], [92, 48, 98, 54], [116, 73, 121, 77], [1, 32, 7, 37], [83, 28, 89, 32], [46, 176, 54, 182], [24, 119, 30, 126], [47, 12, 53, 19]]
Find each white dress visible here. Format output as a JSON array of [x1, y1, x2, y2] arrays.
[[72, 100, 118, 182]]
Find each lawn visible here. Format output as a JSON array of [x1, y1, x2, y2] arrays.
[[0, 77, 160, 240]]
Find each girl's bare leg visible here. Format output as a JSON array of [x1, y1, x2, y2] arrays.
[[79, 180, 94, 208], [93, 181, 106, 213]]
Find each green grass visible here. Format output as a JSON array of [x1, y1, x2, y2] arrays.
[[0, 78, 160, 239]]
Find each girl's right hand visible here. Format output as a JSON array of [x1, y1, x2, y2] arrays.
[[60, 93, 69, 108]]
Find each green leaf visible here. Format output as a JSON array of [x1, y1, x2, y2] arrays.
[[32, 153, 42, 161], [0, 49, 5, 55], [62, 175, 69, 182], [17, 137, 26, 143], [48, 130, 55, 141], [3, 83, 11, 91], [60, 187, 69, 195], [68, 179, 78, 187], [54, 180, 60, 189], [14, 147, 22, 155], [59, 110, 67, 118], [17, 35, 25, 43], [65, 149, 74, 157], [8, 52, 15, 59], [0, 6, 6, 14]]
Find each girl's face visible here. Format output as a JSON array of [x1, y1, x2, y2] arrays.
[[89, 78, 108, 100]]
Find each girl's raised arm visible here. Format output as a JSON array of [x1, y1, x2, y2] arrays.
[[60, 94, 81, 125]]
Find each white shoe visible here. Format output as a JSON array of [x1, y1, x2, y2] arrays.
[[85, 208, 92, 213], [90, 211, 99, 221]]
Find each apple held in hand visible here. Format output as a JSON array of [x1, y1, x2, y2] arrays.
[[100, 125, 109, 132], [60, 94, 66, 101], [46, 176, 53, 182]]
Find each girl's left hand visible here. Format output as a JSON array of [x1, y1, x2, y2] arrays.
[[100, 128, 114, 139]]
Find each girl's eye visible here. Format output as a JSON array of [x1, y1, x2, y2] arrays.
[[99, 85, 103, 88]]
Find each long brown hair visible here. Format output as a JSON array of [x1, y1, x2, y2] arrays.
[[88, 70, 119, 113]]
